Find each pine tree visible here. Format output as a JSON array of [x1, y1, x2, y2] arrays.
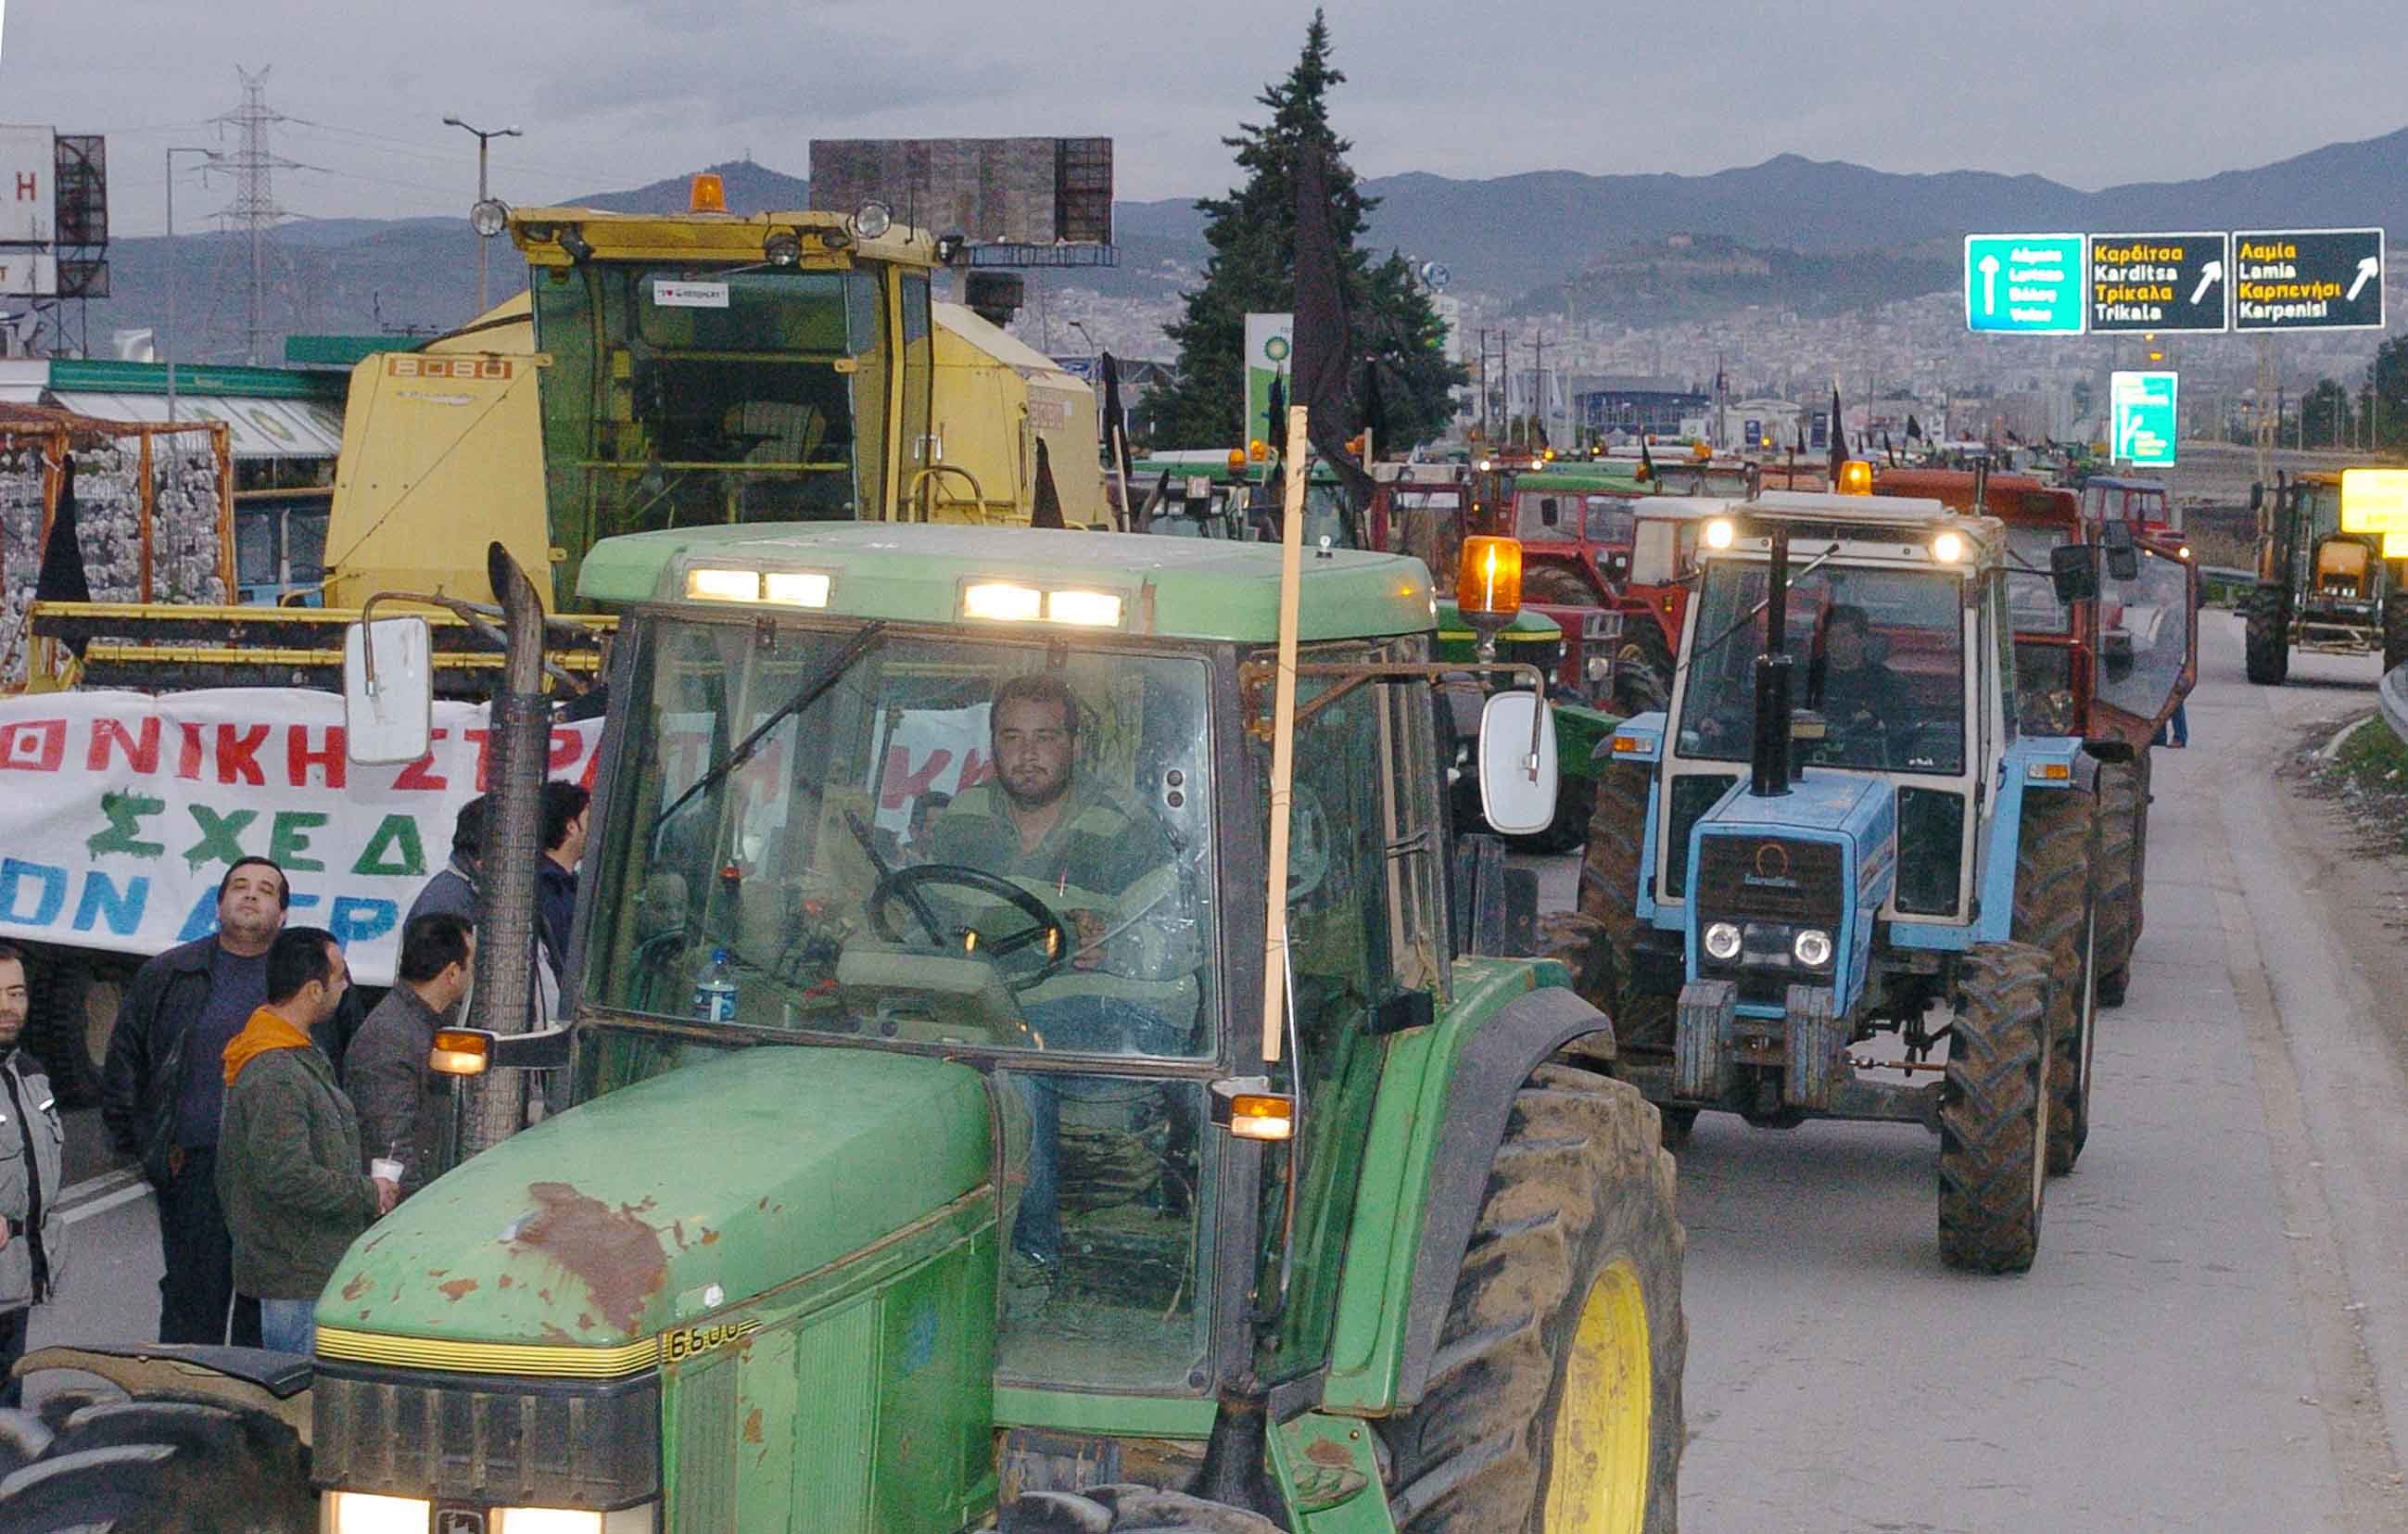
[[1155, 12, 1464, 448]]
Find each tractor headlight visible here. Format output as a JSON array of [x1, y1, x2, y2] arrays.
[[1793, 928, 1834, 968], [1704, 921, 1743, 961], [326, 1493, 433, 1533]]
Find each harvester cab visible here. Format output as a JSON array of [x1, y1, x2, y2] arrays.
[[30, 524, 1687, 1532], [1567, 490, 2105, 1273]]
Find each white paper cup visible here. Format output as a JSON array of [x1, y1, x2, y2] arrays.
[[371, 1158, 404, 1183]]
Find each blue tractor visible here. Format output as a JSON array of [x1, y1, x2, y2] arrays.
[[1557, 490, 2103, 1272]]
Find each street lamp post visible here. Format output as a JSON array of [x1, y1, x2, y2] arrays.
[[163, 146, 219, 423], [442, 116, 522, 317]]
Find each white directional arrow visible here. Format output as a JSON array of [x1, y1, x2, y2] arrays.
[[2189, 260, 2223, 306], [1978, 253, 2000, 314], [2348, 254, 2379, 302]]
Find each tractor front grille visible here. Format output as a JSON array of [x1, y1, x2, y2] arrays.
[[311, 1360, 661, 1510]]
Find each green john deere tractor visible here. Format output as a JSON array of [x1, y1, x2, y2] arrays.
[[6, 525, 1683, 1532]]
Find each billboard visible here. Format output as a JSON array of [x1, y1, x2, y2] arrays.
[[0, 125, 51, 247], [809, 138, 1113, 247]]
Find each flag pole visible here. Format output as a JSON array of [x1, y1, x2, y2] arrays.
[[1261, 403, 1311, 1063]]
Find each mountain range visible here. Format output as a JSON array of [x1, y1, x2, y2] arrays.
[[53, 127, 2408, 361]]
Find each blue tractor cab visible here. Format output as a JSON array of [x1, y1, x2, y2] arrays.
[[1560, 488, 2103, 1273]]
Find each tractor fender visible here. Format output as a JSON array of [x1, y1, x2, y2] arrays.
[[1393, 983, 1615, 1409]]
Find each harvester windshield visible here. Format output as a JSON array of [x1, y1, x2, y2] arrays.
[[1678, 562, 1969, 775], [534, 265, 927, 546]]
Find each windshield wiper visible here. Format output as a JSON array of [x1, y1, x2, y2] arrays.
[[1677, 541, 1844, 680], [653, 620, 887, 834]]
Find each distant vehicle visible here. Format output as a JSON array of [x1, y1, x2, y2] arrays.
[[2244, 469, 2408, 680]]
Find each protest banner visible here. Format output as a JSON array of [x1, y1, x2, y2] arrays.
[[0, 689, 601, 985]]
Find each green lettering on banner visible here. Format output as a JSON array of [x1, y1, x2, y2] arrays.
[[270, 810, 331, 873], [86, 792, 167, 859], [350, 814, 428, 878], [182, 805, 258, 869]]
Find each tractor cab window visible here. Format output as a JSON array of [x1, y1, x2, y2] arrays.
[[2097, 544, 2194, 726], [1517, 494, 1568, 539], [1586, 495, 1638, 547], [534, 264, 906, 549], [2003, 526, 2072, 636], [1678, 560, 1968, 775]]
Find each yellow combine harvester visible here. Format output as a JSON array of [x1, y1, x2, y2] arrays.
[[31, 176, 1101, 691]]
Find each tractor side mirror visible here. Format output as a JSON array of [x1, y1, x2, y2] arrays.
[[342, 617, 434, 765], [2049, 544, 2098, 605], [2099, 519, 2140, 580], [1476, 691, 1559, 836], [1629, 520, 1679, 586]]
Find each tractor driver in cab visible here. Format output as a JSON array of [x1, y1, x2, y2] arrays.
[[919, 671, 1196, 1287], [1805, 603, 1910, 766]]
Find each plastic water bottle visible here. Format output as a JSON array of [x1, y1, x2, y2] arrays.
[[692, 948, 738, 1023]]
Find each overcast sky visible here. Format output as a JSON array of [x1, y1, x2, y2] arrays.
[[7, 0, 2407, 237]]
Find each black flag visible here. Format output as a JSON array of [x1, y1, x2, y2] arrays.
[[1907, 413, 1924, 443], [1101, 352, 1131, 478], [1030, 437, 1066, 529], [1882, 432, 1899, 466], [1827, 386, 1846, 483], [1263, 369, 1286, 457], [1638, 438, 1657, 486], [34, 454, 92, 607], [1291, 138, 1374, 536]]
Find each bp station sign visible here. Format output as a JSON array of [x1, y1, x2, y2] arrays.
[[1965, 228, 2384, 335]]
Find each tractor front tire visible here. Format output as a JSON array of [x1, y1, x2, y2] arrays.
[[1560, 762, 1658, 1029], [2242, 583, 2290, 686], [1939, 943, 2053, 1274], [1382, 1063, 1685, 1533], [2012, 784, 2099, 1175], [0, 1399, 313, 1532]]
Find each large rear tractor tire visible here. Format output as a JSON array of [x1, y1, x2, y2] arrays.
[[1382, 1063, 1685, 1533], [1524, 563, 1599, 608], [0, 1398, 313, 1532], [2242, 582, 2290, 686], [1003, 1486, 1281, 1532], [1542, 761, 1677, 1061], [2093, 754, 2148, 1009], [23, 955, 126, 1108], [2385, 590, 2408, 675], [1611, 619, 1675, 719], [2012, 784, 2099, 1175], [1939, 943, 2054, 1274]]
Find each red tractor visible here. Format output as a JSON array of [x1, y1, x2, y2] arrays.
[[1876, 468, 2199, 1007]]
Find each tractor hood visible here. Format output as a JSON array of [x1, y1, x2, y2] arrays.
[[318, 1046, 995, 1348]]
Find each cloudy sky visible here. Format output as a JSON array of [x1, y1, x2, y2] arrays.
[[7, 0, 2407, 236]]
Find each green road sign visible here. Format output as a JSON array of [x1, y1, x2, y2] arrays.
[[2232, 228, 2386, 332], [1965, 235, 2086, 334], [2110, 370, 2178, 467]]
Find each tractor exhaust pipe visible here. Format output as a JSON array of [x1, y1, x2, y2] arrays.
[[462, 540, 551, 1156], [1750, 524, 1794, 798]]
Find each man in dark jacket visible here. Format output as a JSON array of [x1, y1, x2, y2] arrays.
[[537, 781, 590, 990], [217, 928, 397, 1355], [407, 794, 487, 929], [100, 856, 288, 1346], [343, 913, 475, 1199], [0, 943, 64, 1406]]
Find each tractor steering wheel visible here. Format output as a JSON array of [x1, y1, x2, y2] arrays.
[[869, 864, 1072, 990]]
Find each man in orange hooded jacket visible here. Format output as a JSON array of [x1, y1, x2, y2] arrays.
[[216, 928, 399, 1355]]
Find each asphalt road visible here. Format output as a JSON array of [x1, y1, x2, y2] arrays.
[[23, 612, 2408, 1530]]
